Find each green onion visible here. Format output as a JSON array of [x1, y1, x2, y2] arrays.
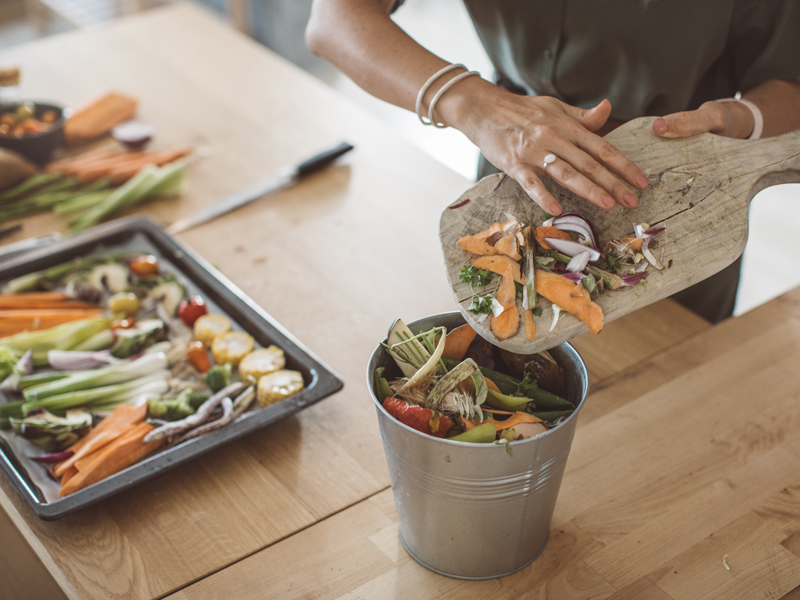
[[0, 317, 113, 365], [21, 374, 170, 416], [23, 353, 168, 401]]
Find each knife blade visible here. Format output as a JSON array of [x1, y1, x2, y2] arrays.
[[166, 141, 354, 235]]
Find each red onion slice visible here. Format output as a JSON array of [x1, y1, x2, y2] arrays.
[[112, 120, 155, 149], [48, 350, 115, 371], [31, 450, 75, 464], [544, 238, 601, 262], [566, 251, 591, 273], [622, 272, 649, 286], [549, 213, 599, 249], [560, 272, 583, 284]]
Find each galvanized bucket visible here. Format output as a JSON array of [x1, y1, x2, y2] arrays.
[[367, 312, 589, 579]]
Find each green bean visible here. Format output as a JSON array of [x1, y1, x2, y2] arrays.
[[485, 388, 530, 411], [530, 410, 574, 422], [447, 422, 496, 443]]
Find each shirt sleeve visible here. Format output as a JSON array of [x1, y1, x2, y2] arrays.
[[730, 0, 800, 91]]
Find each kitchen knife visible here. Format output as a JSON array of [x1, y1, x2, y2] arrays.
[[166, 141, 354, 235]]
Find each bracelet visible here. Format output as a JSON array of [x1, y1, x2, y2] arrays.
[[716, 97, 763, 140], [427, 70, 480, 128], [416, 64, 478, 126]]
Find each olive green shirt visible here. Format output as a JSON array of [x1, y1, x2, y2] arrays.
[[457, 0, 800, 120]]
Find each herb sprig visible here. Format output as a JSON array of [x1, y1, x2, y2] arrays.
[[459, 265, 495, 315]]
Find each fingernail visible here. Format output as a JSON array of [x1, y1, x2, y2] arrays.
[[636, 174, 649, 188], [548, 203, 562, 216], [601, 194, 615, 209], [624, 193, 638, 208], [654, 118, 667, 134]]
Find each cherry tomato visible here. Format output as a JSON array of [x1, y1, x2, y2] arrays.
[[178, 296, 208, 326], [187, 341, 212, 373], [111, 317, 136, 330], [130, 255, 159, 277]]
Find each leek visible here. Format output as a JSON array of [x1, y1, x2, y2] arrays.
[[21, 374, 170, 416], [23, 352, 168, 401], [0, 317, 113, 365]]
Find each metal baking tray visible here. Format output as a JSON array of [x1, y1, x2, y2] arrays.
[[0, 216, 344, 519]]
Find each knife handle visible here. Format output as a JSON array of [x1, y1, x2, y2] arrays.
[[296, 142, 354, 178]]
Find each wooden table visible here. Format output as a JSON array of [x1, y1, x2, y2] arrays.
[[2, 4, 796, 600]]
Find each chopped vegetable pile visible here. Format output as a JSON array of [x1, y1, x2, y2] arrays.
[[374, 318, 577, 445], [456, 211, 669, 340], [0, 252, 305, 497]]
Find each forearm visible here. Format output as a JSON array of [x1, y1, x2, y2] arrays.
[[306, 0, 467, 116], [743, 78, 800, 137]]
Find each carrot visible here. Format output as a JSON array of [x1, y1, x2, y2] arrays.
[[525, 308, 536, 341], [469, 255, 523, 284], [535, 227, 571, 250], [46, 149, 119, 174], [107, 148, 192, 184], [442, 324, 478, 361], [535, 268, 604, 334], [486, 411, 543, 431], [484, 377, 501, 393], [490, 266, 520, 341], [494, 235, 521, 261], [68, 152, 147, 182], [59, 466, 78, 488], [55, 404, 145, 476], [59, 422, 164, 497], [457, 223, 503, 256], [0, 309, 104, 336], [54, 425, 135, 477], [0, 293, 99, 309]]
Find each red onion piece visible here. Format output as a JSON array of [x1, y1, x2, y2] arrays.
[[560, 272, 583, 284], [31, 450, 75, 464], [544, 238, 601, 262], [550, 213, 599, 249], [112, 120, 155, 149], [566, 251, 591, 273], [622, 272, 649, 286], [48, 350, 115, 371]]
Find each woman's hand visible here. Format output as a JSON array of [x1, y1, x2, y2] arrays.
[[438, 81, 649, 216], [653, 100, 756, 140]]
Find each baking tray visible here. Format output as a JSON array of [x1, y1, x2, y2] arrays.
[[0, 216, 344, 519]]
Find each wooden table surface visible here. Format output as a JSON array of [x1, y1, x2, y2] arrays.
[[1, 4, 796, 600]]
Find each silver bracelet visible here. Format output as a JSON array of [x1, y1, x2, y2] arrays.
[[427, 70, 480, 128], [415, 63, 466, 125], [716, 97, 764, 140]]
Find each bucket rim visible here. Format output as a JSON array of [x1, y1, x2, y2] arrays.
[[366, 311, 589, 448]]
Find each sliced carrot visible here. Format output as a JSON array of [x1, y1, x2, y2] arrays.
[[442, 324, 478, 361], [55, 404, 145, 477], [535, 227, 571, 250], [494, 235, 521, 261], [535, 268, 604, 334], [54, 425, 134, 477], [525, 308, 536, 341], [490, 266, 520, 341], [0, 293, 99, 309], [59, 466, 78, 488], [457, 223, 503, 255], [469, 255, 523, 284], [0, 309, 104, 336], [486, 411, 543, 431], [59, 422, 164, 497], [69, 151, 147, 182], [484, 377, 501, 393]]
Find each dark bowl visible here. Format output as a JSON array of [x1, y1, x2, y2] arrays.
[[0, 102, 70, 165]]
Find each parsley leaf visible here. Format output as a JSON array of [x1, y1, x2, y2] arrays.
[[533, 306, 543, 317], [459, 265, 476, 284], [606, 253, 621, 272], [468, 294, 494, 315], [476, 269, 493, 287]]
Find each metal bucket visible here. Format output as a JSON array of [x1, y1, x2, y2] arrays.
[[367, 312, 589, 579]]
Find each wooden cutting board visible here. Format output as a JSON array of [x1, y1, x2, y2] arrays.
[[440, 116, 800, 353]]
